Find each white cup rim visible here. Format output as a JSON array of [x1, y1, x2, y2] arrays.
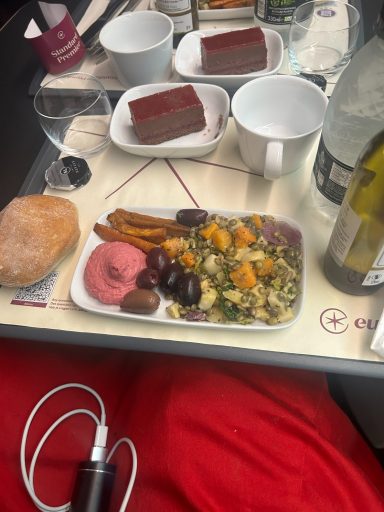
[[99, 11, 174, 55], [231, 75, 328, 140]]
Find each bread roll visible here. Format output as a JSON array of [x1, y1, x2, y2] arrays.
[[0, 195, 80, 287]]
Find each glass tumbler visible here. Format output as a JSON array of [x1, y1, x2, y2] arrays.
[[288, 0, 360, 77], [34, 72, 113, 158]]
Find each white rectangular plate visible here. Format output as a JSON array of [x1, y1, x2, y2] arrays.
[[70, 207, 306, 331], [110, 83, 230, 158], [175, 28, 284, 90], [149, 1, 253, 21], [199, 6, 254, 20]]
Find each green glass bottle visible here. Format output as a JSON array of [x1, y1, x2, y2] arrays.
[[324, 129, 384, 295], [156, 0, 199, 49]]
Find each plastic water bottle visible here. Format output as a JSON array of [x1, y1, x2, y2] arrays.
[[311, 3, 384, 223]]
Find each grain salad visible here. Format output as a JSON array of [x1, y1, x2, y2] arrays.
[[166, 212, 303, 326]]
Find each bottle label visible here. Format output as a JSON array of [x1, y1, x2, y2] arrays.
[[171, 11, 194, 33], [313, 136, 354, 206], [156, 0, 190, 12], [362, 244, 384, 286], [329, 202, 384, 287], [328, 201, 361, 266], [255, 0, 302, 25]]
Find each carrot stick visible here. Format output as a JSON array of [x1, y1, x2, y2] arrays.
[[107, 214, 167, 239], [115, 209, 178, 226], [114, 209, 190, 235], [223, 1, 248, 7], [93, 223, 157, 253], [209, 0, 225, 7]]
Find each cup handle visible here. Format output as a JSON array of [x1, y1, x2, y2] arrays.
[[264, 141, 283, 180]]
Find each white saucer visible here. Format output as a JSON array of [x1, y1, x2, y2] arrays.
[[175, 28, 284, 91], [110, 83, 230, 158]]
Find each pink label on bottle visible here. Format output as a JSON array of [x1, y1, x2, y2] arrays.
[[25, 3, 85, 75]]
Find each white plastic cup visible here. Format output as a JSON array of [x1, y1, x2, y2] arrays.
[[99, 11, 174, 88], [231, 75, 328, 180]]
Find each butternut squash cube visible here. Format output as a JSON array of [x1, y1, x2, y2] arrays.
[[229, 261, 257, 289], [212, 228, 232, 252]]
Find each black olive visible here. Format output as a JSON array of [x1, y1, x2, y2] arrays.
[[176, 273, 201, 306], [120, 289, 160, 314], [160, 262, 184, 293], [136, 268, 160, 289], [176, 209, 208, 227], [146, 247, 171, 275]]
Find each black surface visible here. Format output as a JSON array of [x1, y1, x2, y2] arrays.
[[0, 0, 84, 210]]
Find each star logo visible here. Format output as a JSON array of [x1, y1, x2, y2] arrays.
[[320, 308, 349, 334]]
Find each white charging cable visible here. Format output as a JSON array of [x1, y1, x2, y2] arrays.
[[20, 383, 137, 512]]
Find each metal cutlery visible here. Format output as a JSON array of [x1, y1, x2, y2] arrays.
[[81, 0, 130, 48], [82, 0, 143, 62]]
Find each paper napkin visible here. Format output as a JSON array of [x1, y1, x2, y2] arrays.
[[370, 307, 384, 358]]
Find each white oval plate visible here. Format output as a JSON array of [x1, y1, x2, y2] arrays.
[[70, 207, 306, 331], [175, 28, 283, 91], [110, 83, 230, 158], [199, 6, 253, 20], [149, 0, 253, 21]]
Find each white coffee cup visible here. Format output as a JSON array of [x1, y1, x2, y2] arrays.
[[231, 75, 328, 180], [99, 11, 174, 88]]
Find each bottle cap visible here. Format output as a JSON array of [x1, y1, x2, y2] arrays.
[[45, 156, 92, 190], [299, 73, 327, 92]]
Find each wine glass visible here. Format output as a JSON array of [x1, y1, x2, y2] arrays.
[[288, 0, 360, 78], [34, 72, 113, 158]]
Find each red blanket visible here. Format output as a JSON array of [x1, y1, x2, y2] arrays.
[[0, 337, 383, 511]]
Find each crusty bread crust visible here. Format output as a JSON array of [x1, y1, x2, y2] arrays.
[[0, 195, 80, 287]]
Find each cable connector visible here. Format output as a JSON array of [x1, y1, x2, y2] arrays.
[[90, 425, 109, 462], [21, 383, 136, 512]]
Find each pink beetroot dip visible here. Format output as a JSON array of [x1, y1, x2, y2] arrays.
[[84, 241, 147, 305]]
